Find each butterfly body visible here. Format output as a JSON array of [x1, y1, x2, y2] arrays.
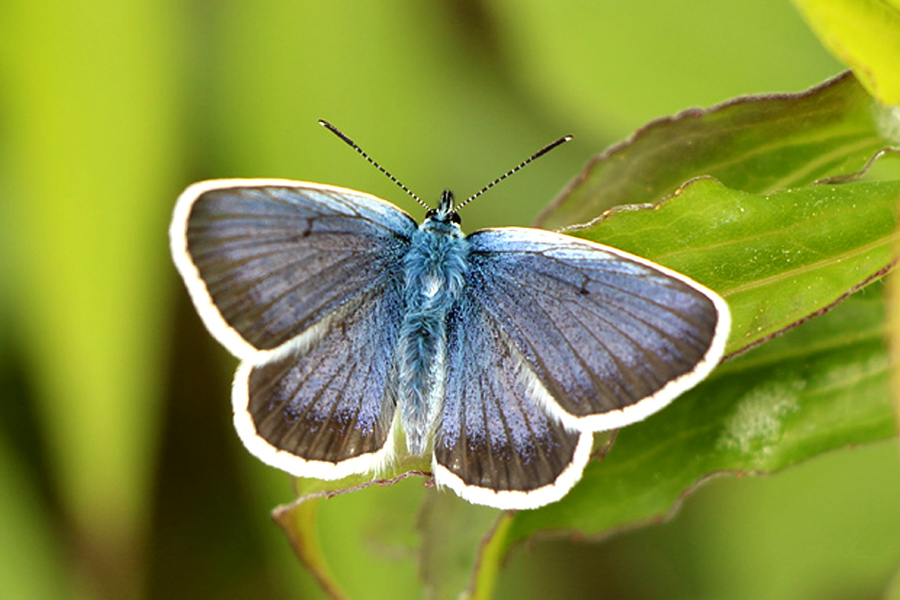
[[171, 178, 730, 510], [397, 190, 468, 454]]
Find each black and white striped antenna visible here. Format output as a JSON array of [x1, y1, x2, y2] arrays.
[[320, 119, 573, 215], [452, 134, 573, 214], [319, 119, 429, 210]]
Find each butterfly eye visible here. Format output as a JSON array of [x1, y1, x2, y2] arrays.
[[424, 209, 462, 225]]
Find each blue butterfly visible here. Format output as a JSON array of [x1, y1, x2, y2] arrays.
[[169, 123, 730, 510]]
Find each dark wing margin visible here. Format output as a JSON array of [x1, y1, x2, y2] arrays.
[[433, 296, 593, 510], [466, 227, 731, 432], [169, 179, 416, 359], [233, 282, 404, 479]]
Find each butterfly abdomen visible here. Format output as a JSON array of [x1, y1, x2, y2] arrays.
[[396, 219, 469, 454]]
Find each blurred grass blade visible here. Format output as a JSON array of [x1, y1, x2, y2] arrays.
[[792, 0, 900, 105], [539, 72, 899, 230], [2, 0, 182, 597], [0, 436, 71, 600], [886, 564, 900, 600]]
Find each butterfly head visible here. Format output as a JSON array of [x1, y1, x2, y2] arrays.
[[425, 190, 462, 225]]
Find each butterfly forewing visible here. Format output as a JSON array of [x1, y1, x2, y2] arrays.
[[171, 179, 416, 357], [467, 228, 730, 431], [433, 293, 593, 509]]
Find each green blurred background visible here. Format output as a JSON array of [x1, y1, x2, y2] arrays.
[[1, 1, 898, 599]]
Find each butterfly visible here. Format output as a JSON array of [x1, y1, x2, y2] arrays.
[[169, 122, 731, 510]]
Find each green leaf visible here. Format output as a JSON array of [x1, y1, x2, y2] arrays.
[[273, 498, 345, 600], [463, 174, 900, 596], [792, 0, 900, 105], [273, 486, 517, 600], [567, 177, 900, 353], [274, 437, 617, 600], [538, 72, 900, 230], [417, 491, 506, 600], [273, 473, 426, 600], [489, 280, 896, 574], [466, 72, 900, 595], [275, 176, 900, 600]]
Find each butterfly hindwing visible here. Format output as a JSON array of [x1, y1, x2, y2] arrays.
[[233, 282, 405, 479], [433, 292, 593, 509], [465, 227, 730, 432], [170, 179, 417, 358]]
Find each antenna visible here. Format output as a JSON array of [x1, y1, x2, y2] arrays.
[[318, 120, 429, 210], [452, 134, 573, 214]]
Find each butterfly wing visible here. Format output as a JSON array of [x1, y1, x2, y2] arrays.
[[433, 295, 594, 509], [464, 227, 730, 432], [233, 280, 404, 479], [432, 227, 728, 508], [170, 179, 416, 477]]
